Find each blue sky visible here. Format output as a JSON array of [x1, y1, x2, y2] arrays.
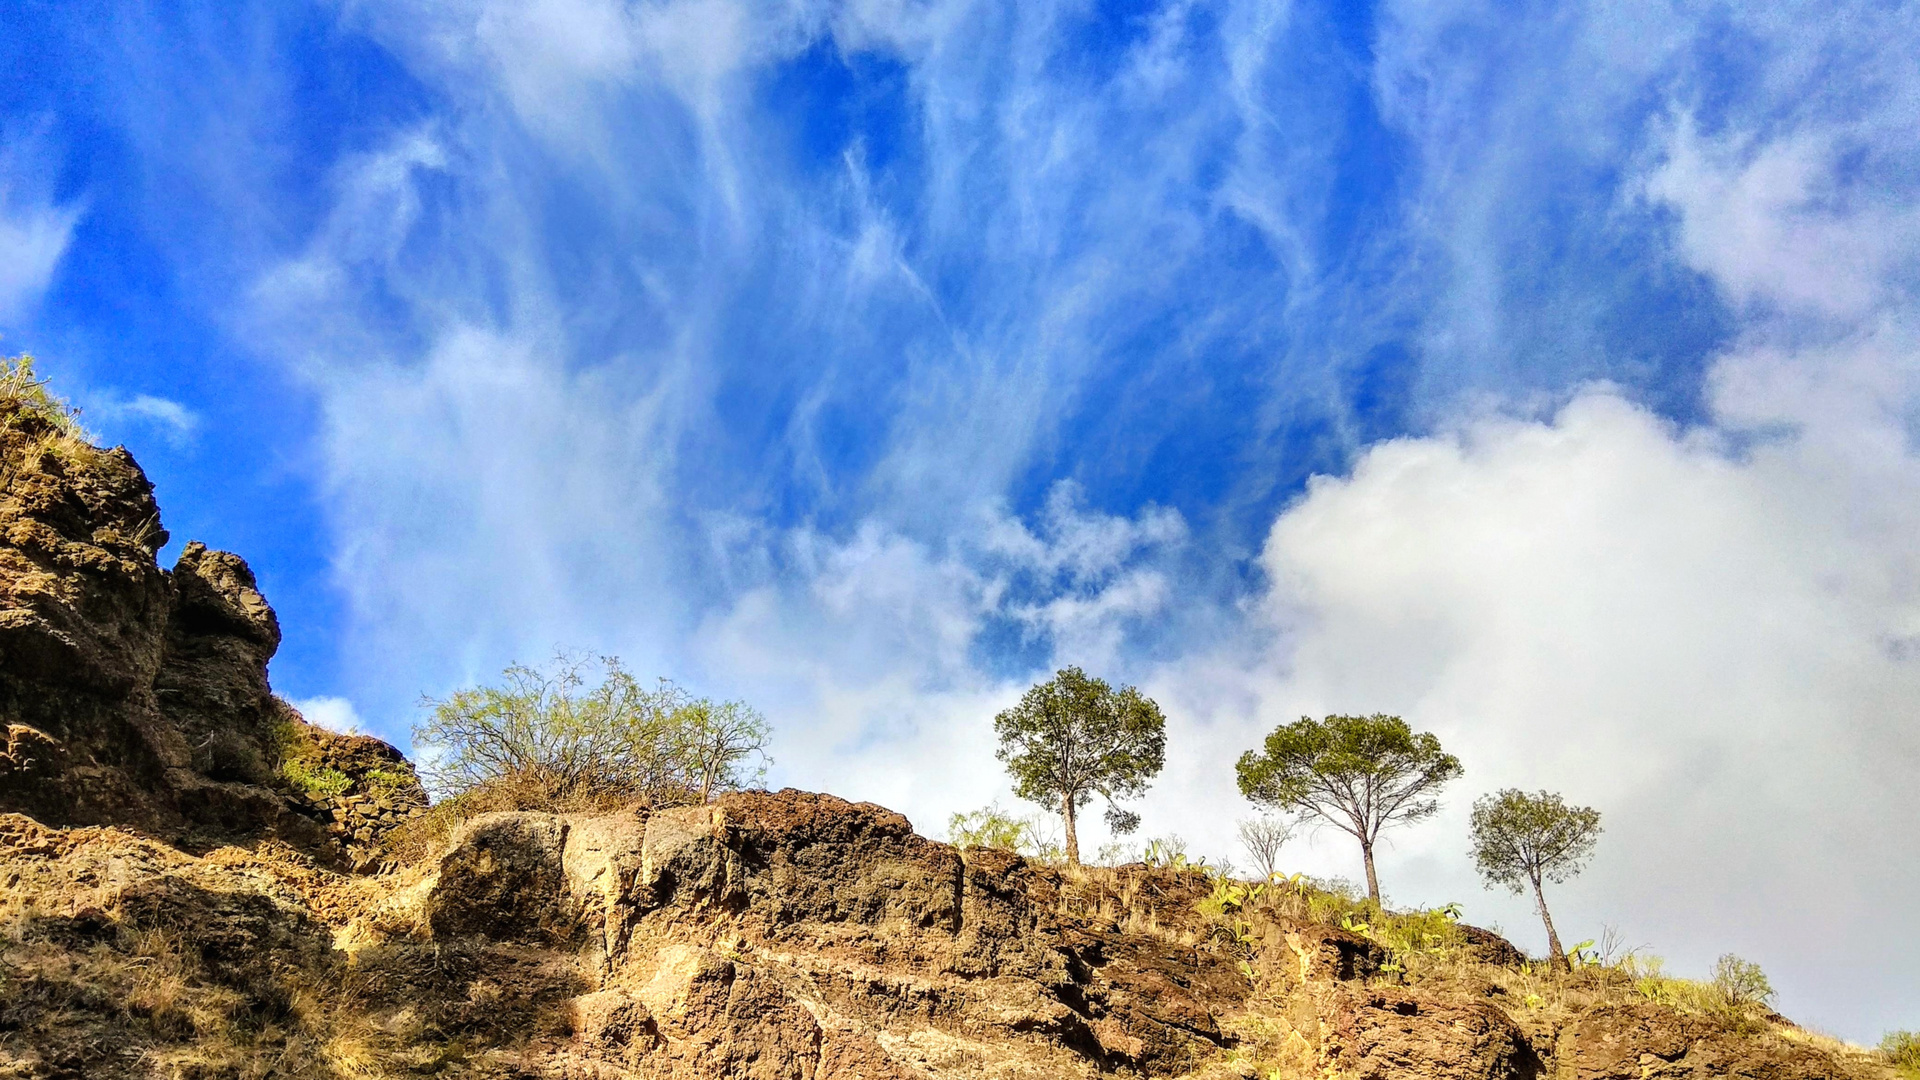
[[3, 0, 1917, 1040]]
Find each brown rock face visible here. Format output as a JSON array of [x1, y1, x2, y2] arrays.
[[0, 790, 1898, 1080], [0, 401, 418, 856], [0, 401, 1892, 1080], [1340, 989, 1542, 1080], [384, 791, 1250, 1077], [1556, 1003, 1860, 1080]]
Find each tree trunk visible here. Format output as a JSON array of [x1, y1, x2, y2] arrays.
[[1361, 838, 1380, 904], [1531, 874, 1567, 970], [1062, 793, 1080, 866]]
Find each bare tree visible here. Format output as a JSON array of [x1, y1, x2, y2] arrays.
[[414, 653, 771, 808], [1236, 814, 1295, 880], [672, 698, 771, 802]]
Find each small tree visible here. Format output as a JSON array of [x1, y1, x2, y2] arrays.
[[994, 666, 1166, 866], [1468, 788, 1602, 970], [1881, 1030, 1920, 1077], [1237, 814, 1295, 880], [671, 698, 771, 802], [1710, 954, 1774, 1010], [1237, 713, 1462, 903]]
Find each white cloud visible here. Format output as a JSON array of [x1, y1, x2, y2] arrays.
[[0, 127, 82, 326], [1127, 385, 1920, 1041], [689, 487, 1191, 834], [86, 391, 201, 444], [216, 0, 1920, 1042], [1109, 33, 1920, 1032], [0, 201, 77, 324], [1644, 118, 1920, 318], [293, 695, 365, 736]]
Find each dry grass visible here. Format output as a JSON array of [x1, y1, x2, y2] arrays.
[[1048, 862, 1216, 946], [380, 769, 661, 864], [0, 355, 96, 472], [0, 923, 329, 1077]]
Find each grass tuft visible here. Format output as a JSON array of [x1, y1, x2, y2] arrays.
[[280, 758, 353, 799], [1884, 1030, 1920, 1077]]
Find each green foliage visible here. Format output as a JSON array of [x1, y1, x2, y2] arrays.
[[1882, 1030, 1920, 1077], [0, 354, 87, 440], [947, 803, 1060, 860], [994, 666, 1167, 863], [414, 653, 771, 807], [1196, 876, 1265, 919], [279, 759, 352, 799], [1335, 902, 1466, 975], [1139, 835, 1202, 871], [669, 696, 774, 802], [1469, 789, 1602, 893], [1566, 939, 1603, 968], [1710, 954, 1775, 1008], [1624, 954, 1774, 1024], [362, 767, 412, 793], [1236, 713, 1461, 900]]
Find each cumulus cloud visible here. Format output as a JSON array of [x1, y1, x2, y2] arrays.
[[1117, 19, 1920, 1033], [1133, 383, 1920, 1036], [293, 695, 365, 736]]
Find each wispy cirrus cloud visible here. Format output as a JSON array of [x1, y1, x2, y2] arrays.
[[0, 125, 82, 328]]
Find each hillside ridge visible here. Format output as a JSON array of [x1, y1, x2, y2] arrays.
[[0, 387, 1895, 1079]]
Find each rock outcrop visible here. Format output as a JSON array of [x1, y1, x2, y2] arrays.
[[0, 391, 422, 860], [0, 791, 1896, 1079]]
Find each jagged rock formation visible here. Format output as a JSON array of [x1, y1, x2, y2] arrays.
[[0, 391, 422, 860]]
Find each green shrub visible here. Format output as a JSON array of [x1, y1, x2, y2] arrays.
[[1710, 954, 1775, 1008], [280, 759, 351, 799], [0, 354, 87, 438], [1139, 835, 1197, 870], [1882, 1030, 1920, 1077], [362, 767, 412, 793], [947, 804, 1062, 861], [414, 653, 770, 808]]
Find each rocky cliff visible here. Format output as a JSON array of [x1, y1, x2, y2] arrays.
[[0, 791, 1898, 1079], [0, 391, 1900, 1080], [0, 385, 423, 860]]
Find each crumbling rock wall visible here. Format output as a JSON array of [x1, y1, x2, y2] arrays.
[[373, 791, 1250, 1078]]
